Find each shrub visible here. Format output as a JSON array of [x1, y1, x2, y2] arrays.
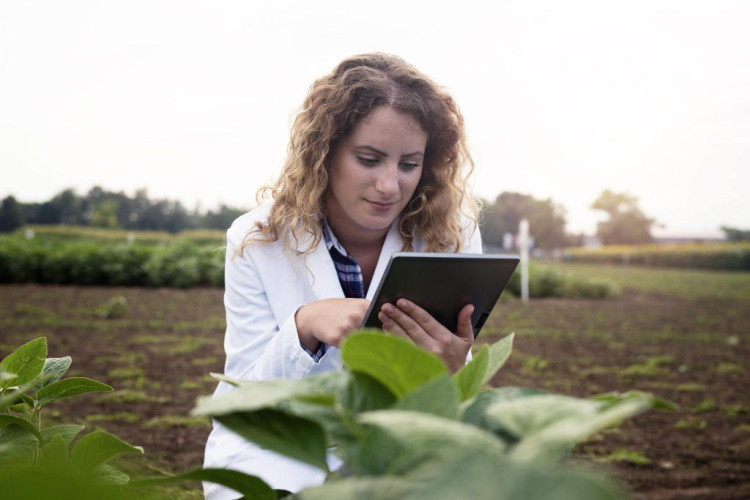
[[506, 264, 618, 299]]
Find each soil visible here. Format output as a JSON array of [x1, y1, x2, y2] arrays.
[[1, 285, 748, 499]]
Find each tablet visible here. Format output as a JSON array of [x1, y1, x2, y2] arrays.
[[361, 252, 520, 337]]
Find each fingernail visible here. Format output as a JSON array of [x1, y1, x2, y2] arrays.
[[397, 299, 408, 308]]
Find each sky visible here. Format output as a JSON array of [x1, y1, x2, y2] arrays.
[[1, 0, 748, 237]]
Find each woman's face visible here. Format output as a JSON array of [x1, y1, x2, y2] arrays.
[[326, 106, 427, 245]]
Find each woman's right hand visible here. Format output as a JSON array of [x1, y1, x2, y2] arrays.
[[295, 298, 370, 351]]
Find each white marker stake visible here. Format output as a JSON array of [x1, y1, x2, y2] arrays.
[[519, 219, 530, 304]]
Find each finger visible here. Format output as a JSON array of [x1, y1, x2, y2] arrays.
[[456, 304, 476, 341], [378, 311, 410, 339], [382, 303, 434, 347], [395, 299, 442, 333]]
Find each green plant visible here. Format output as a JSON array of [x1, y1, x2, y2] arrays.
[[140, 331, 669, 499], [601, 449, 651, 466], [100, 295, 128, 319], [0, 337, 145, 497], [506, 264, 619, 299]]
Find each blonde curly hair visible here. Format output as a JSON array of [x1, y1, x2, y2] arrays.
[[239, 52, 479, 256]]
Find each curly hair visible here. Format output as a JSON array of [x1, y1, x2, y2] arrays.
[[239, 52, 479, 256]]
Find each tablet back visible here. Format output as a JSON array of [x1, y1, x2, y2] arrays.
[[362, 253, 519, 337]]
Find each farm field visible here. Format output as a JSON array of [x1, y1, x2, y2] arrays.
[[1, 263, 749, 499]]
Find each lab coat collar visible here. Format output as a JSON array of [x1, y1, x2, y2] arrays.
[[292, 219, 405, 301]]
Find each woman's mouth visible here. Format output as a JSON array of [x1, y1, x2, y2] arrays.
[[365, 199, 397, 212]]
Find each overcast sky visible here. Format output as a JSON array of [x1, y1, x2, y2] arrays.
[[1, 0, 748, 236]]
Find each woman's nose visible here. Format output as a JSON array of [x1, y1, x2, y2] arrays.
[[374, 164, 400, 197]]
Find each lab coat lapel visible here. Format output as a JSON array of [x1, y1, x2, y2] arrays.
[[296, 231, 345, 300], [366, 222, 404, 300]]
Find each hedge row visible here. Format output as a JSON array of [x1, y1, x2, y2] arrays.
[[505, 265, 619, 299], [13, 225, 226, 245], [564, 242, 750, 271], [0, 239, 225, 287]]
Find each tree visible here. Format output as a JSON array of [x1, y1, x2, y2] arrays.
[[91, 199, 120, 228], [720, 226, 750, 241], [202, 204, 246, 230], [591, 190, 655, 245], [0, 195, 25, 232], [481, 192, 567, 249]]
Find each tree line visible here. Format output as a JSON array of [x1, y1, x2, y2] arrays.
[[2, 186, 744, 246], [0, 187, 246, 233], [481, 189, 659, 249]]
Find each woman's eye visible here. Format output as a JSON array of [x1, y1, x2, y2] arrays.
[[357, 156, 379, 167], [400, 162, 421, 171]]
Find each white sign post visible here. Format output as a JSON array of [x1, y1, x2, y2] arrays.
[[519, 219, 530, 304]]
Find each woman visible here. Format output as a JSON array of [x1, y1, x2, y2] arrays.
[[203, 52, 482, 498]]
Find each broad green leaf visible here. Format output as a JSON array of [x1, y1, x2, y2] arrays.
[[460, 387, 548, 442], [305, 370, 351, 400], [0, 464, 135, 500], [40, 424, 85, 445], [452, 333, 514, 401], [483, 394, 599, 445], [342, 372, 396, 414], [131, 468, 275, 500], [38, 434, 69, 470], [407, 455, 625, 500], [281, 400, 357, 448], [0, 337, 47, 389], [354, 410, 505, 478], [341, 332, 447, 398], [0, 384, 34, 410], [209, 372, 241, 386], [393, 373, 459, 419], [591, 390, 679, 411], [193, 379, 333, 417], [304, 442, 625, 500], [216, 409, 328, 471], [299, 477, 417, 500], [70, 430, 144, 472], [32, 357, 72, 391], [477, 393, 653, 462], [0, 414, 42, 442], [0, 425, 39, 462], [37, 377, 112, 406], [453, 346, 490, 401], [91, 464, 130, 485], [484, 333, 514, 384], [0, 370, 16, 382]]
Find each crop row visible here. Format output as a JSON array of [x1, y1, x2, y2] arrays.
[[0, 239, 225, 287], [11, 225, 226, 245], [564, 242, 750, 271]]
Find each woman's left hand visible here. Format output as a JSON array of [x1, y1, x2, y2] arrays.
[[378, 299, 475, 373]]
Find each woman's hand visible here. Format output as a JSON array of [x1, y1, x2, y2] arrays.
[[296, 298, 371, 351], [378, 299, 475, 373]]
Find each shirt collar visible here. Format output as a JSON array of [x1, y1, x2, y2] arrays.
[[322, 219, 350, 258]]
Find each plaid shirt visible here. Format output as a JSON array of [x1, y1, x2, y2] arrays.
[[322, 221, 366, 299], [301, 221, 366, 361]]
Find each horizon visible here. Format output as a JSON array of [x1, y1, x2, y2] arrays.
[[2, 1, 748, 239]]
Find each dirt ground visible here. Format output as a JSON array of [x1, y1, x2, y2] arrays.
[[1, 283, 748, 499]]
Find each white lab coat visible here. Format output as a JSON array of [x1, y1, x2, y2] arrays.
[[203, 202, 482, 499]]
